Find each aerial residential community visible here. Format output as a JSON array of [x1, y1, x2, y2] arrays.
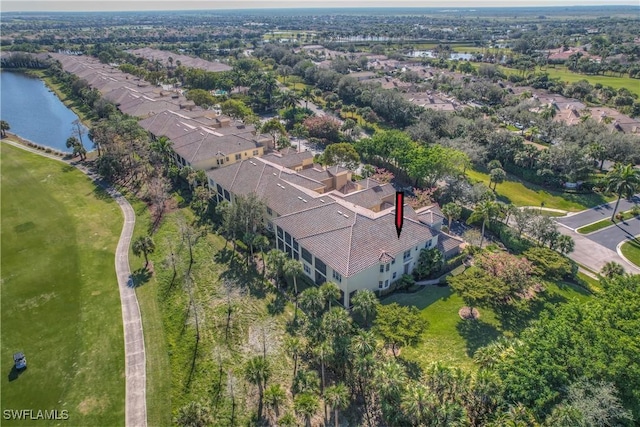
[[1, 2, 639, 426]]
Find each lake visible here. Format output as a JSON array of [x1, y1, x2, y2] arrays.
[[1, 71, 91, 153]]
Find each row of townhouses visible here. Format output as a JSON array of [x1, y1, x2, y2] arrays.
[[50, 52, 463, 307]]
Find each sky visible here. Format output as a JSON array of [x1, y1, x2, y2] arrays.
[[2, 0, 639, 13]]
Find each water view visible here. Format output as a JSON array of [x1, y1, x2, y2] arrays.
[[0, 71, 91, 153]]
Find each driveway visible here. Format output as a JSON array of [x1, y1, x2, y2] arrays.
[[587, 217, 640, 251], [556, 194, 640, 230]]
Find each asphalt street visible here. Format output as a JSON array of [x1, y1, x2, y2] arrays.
[[556, 194, 640, 230], [587, 216, 640, 251]]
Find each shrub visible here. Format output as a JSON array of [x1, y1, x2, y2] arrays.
[[523, 246, 574, 280], [395, 274, 415, 291]]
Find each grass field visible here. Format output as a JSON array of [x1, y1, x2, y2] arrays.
[[500, 65, 640, 97], [1, 143, 124, 426], [466, 168, 612, 212], [385, 280, 592, 371], [576, 209, 639, 234], [620, 239, 640, 268]]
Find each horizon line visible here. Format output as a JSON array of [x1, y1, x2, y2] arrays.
[[3, 2, 639, 13]]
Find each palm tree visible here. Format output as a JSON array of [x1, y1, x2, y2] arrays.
[[441, 202, 462, 229], [263, 383, 286, 419], [283, 259, 303, 318], [301, 86, 315, 110], [324, 383, 350, 427], [400, 383, 431, 425], [299, 287, 325, 317], [266, 249, 287, 289], [350, 289, 379, 326], [252, 235, 270, 277], [601, 261, 625, 278], [294, 392, 319, 427], [244, 356, 271, 421], [467, 200, 499, 248], [605, 164, 640, 221], [278, 90, 301, 112], [132, 235, 155, 268], [284, 335, 304, 378], [174, 401, 212, 427], [319, 281, 341, 310], [0, 120, 10, 138]]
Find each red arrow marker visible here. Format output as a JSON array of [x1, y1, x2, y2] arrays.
[[395, 191, 404, 239]]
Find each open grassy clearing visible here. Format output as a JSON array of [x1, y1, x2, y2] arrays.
[[500, 65, 640, 97], [384, 280, 592, 372], [620, 239, 640, 268], [0, 143, 124, 426], [576, 209, 639, 234], [466, 168, 612, 212], [130, 199, 296, 424]]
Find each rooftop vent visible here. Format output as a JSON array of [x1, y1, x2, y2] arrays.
[[343, 214, 349, 218], [337, 210, 343, 215]]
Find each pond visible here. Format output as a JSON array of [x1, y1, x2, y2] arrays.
[[1, 71, 91, 153]]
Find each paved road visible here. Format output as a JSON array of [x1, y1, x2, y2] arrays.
[[587, 217, 640, 251], [2, 140, 147, 427], [556, 225, 640, 274], [556, 195, 640, 230]]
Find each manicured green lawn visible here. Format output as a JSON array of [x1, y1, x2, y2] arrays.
[[385, 280, 591, 371], [500, 65, 640, 97], [1, 143, 124, 426], [577, 210, 639, 234], [466, 168, 612, 212], [620, 239, 640, 268]]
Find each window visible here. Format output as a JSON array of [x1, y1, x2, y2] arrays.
[[293, 251, 299, 261], [385, 279, 389, 287], [378, 281, 384, 288], [301, 247, 312, 264], [235, 154, 242, 161], [224, 190, 231, 201], [285, 231, 292, 245], [292, 239, 299, 251], [217, 184, 223, 195], [226, 157, 229, 162], [403, 250, 411, 260], [267, 207, 273, 215], [385, 264, 390, 272], [277, 227, 283, 239], [304, 264, 311, 275], [425, 241, 431, 249], [332, 270, 342, 282], [393, 272, 397, 279], [380, 265, 384, 273], [266, 221, 273, 231], [315, 271, 326, 285], [391, 259, 395, 265], [315, 258, 326, 275], [253, 150, 259, 156]]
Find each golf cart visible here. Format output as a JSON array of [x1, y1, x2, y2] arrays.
[[13, 352, 26, 370]]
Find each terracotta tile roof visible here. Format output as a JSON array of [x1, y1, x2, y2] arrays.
[[273, 204, 437, 277], [171, 128, 263, 166], [336, 183, 395, 210], [206, 159, 327, 216], [262, 150, 314, 169]]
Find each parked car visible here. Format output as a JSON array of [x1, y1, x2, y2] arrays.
[[13, 352, 26, 370]]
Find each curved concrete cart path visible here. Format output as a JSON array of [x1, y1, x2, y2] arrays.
[[2, 140, 147, 427]]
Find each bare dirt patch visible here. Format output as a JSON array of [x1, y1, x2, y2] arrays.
[[77, 396, 107, 415], [458, 306, 480, 320]]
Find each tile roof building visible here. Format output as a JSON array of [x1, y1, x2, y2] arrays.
[[206, 153, 463, 306]]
